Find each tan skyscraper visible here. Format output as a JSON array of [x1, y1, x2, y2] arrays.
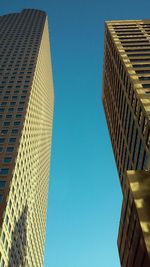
[[0, 9, 54, 266], [102, 20, 150, 266]]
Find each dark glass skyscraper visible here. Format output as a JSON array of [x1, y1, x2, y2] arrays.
[[0, 9, 54, 266], [102, 20, 150, 266]]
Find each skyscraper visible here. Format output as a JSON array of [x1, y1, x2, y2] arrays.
[[102, 20, 150, 266], [0, 9, 54, 266]]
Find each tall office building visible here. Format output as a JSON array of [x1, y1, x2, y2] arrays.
[[102, 20, 150, 266], [0, 9, 54, 266]]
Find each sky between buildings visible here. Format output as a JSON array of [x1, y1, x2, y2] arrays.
[[1, 0, 150, 266]]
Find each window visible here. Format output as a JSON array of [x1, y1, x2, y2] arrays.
[[136, 70, 150, 74], [0, 168, 9, 175], [136, 140, 142, 170], [142, 151, 148, 170], [132, 129, 138, 162], [142, 84, 150, 89], [16, 114, 22, 118], [139, 76, 150, 81], [129, 53, 150, 57], [10, 102, 16, 106], [0, 138, 5, 144], [1, 130, 8, 135], [146, 128, 150, 148], [3, 96, 9, 100], [133, 64, 150, 68], [14, 121, 20, 126], [0, 181, 6, 189], [0, 194, 3, 203], [126, 49, 150, 52], [0, 108, 4, 112], [3, 122, 10, 126], [1, 102, 7, 106], [6, 114, 12, 119], [18, 107, 23, 111], [9, 138, 16, 143], [130, 58, 150, 62], [11, 129, 18, 134], [3, 157, 12, 163], [142, 117, 148, 135], [8, 108, 14, 112], [6, 147, 14, 152]]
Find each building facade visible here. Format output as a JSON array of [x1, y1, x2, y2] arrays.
[[0, 9, 54, 266], [102, 20, 150, 266]]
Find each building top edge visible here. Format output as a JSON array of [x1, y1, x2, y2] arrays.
[[105, 19, 150, 24], [22, 9, 47, 15], [0, 8, 47, 18]]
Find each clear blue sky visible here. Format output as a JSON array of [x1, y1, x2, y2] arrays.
[[1, 0, 150, 266]]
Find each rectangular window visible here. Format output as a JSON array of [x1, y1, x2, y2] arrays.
[[128, 53, 150, 57], [0, 139, 5, 144], [14, 122, 20, 126], [1, 102, 7, 106], [0, 194, 3, 202], [142, 117, 148, 135], [9, 138, 16, 143], [16, 114, 22, 118], [136, 140, 142, 170], [130, 58, 150, 62], [3, 157, 12, 163], [3, 122, 10, 126], [139, 76, 150, 81], [8, 108, 14, 112], [129, 120, 135, 152], [142, 84, 150, 89], [132, 129, 138, 162], [11, 129, 18, 134], [6, 115, 12, 119], [6, 147, 14, 152], [136, 70, 150, 74], [126, 49, 150, 52], [17, 107, 23, 111], [1, 130, 8, 135], [0, 168, 9, 175], [0, 181, 6, 188], [10, 102, 16, 106], [142, 151, 148, 170], [133, 64, 150, 68]]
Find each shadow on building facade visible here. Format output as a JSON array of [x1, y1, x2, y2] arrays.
[[8, 204, 28, 266]]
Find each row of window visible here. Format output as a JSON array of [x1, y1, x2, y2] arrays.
[[0, 96, 26, 101], [0, 93, 27, 99], [1, 129, 18, 135], [0, 138, 16, 143], [0, 147, 14, 153], [0, 107, 23, 112], [2, 121, 21, 126], [0, 101, 25, 106], [0, 114, 22, 119], [0, 71, 31, 75]]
